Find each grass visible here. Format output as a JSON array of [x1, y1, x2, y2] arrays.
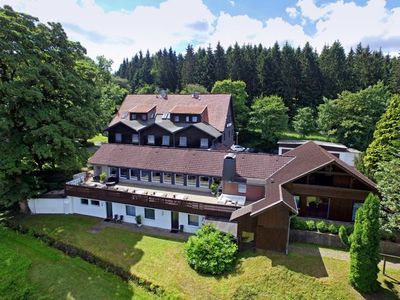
[[0, 225, 154, 300], [88, 134, 108, 144], [15, 214, 400, 300], [280, 130, 338, 142]]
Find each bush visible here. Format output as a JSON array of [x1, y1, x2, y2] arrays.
[[316, 221, 328, 233], [185, 224, 238, 275], [305, 220, 316, 231], [346, 225, 354, 235], [338, 225, 350, 248], [327, 224, 338, 234], [290, 217, 307, 230], [349, 194, 380, 293], [99, 172, 107, 183]]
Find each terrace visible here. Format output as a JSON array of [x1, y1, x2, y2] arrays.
[[65, 174, 241, 219]]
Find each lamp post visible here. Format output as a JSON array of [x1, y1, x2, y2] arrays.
[[236, 131, 239, 145]]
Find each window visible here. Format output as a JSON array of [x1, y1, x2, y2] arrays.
[[179, 136, 187, 147], [187, 175, 197, 186], [352, 202, 363, 221], [152, 171, 161, 183], [147, 135, 155, 145], [81, 198, 89, 205], [185, 116, 190, 122], [144, 208, 155, 220], [141, 114, 147, 121], [132, 134, 139, 144], [130, 169, 139, 180], [163, 172, 172, 184], [149, 113, 155, 119], [306, 196, 318, 207], [188, 214, 199, 226], [130, 113, 137, 120], [241, 231, 255, 243], [126, 205, 136, 216], [115, 133, 122, 143], [294, 195, 301, 209], [109, 167, 117, 177], [199, 176, 209, 188], [192, 116, 198, 122], [141, 170, 150, 181], [174, 115, 180, 122], [162, 135, 170, 146], [238, 183, 247, 193], [120, 168, 128, 179], [175, 174, 184, 185], [91, 200, 100, 206], [200, 138, 208, 148]]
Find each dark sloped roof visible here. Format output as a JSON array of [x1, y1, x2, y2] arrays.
[[89, 144, 291, 179], [109, 94, 231, 132]]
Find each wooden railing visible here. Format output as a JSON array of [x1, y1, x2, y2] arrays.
[[65, 184, 239, 218]]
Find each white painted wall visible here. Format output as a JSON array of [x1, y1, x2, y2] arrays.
[[179, 212, 205, 233], [112, 202, 137, 224], [28, 198, 72, 214], [339, 152, 358, 166], [71, 196, 107, 219]]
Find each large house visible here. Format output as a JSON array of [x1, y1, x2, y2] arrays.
[[28, 93, 377, 253]]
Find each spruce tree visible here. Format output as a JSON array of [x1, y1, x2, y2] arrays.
[[349, 193, 380, 293]]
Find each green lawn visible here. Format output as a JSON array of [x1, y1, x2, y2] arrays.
[[0, 226, 154, 300], [88, 134, 108, 144], [280, 130, 338, 142], [15, 214, 400, 300]]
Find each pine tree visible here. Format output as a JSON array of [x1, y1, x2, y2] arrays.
[[181, 44, 195, 86], [349, 193, 380, 293], [214, 42, 227, 81]]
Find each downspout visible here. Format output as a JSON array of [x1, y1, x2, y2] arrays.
[[286, 214, 295, 255]]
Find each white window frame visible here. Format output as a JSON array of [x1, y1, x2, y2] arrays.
[[174, 174, 184, 185], [152, 171, 161, 183], [115, 133, 122, 143], [147, 135, 155, 145], [187, 175, 197, 187], [130, 169, 139, 180], [130, 113, 137, 120], [199, 176, 209, 188], [144, 208, 155, 220], [140, 170, 150, 182], [200, 138, 208, 148], [119, 168, 129, 179], [162, 135, 170, 146], [163, 172, 173, 184], [192, 116, 198, 122], [132, 134, 139, 144], [109, 167, 117, 177], [126, 205, 136, 216], [81, 198, 89, 205], [179, 136, 187, 147], [174, 115, 180, 122], [91, 200, 100, 206], [185, 116, 190, 122], [238, 183, 247, 193]]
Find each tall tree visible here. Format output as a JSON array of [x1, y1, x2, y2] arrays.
[[181, 44, 195, 86], [0, 6, 103, 208], [293, 107, 316, 137], [349, 193, 380, 293], [214, 42, 227, 81]]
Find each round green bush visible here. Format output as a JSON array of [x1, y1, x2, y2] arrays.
[[316, 221, 328, 233], [305, 220, 316, 231], [327, 224, 338, 234], [290, 217, 307, 230], [185, 224, 238, 275]]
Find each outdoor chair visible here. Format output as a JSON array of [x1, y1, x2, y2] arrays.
[[118, 215, 124, 223], [112, 214, 118, 222]]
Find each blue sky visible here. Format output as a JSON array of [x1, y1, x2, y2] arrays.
[[3, 0, 400, 69]]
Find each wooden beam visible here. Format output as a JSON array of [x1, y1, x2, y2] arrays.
[[287, 183, 370, 200]]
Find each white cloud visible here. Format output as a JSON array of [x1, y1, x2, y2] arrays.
[[1, 0, 399, 69]]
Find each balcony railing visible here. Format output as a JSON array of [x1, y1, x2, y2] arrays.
[[65, 183, 240, 218]]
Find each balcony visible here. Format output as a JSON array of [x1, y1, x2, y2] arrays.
[[65, 176, 241, 219]]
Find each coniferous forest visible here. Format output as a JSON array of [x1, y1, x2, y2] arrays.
[[116, 41, 400, 118]]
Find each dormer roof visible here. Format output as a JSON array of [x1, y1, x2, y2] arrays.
[[169, 105, 207, 114], [128, 104, 156, 113]]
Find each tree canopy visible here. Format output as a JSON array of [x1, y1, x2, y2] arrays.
[[0, 6, 104, 207], [293, 107, 316, 137]]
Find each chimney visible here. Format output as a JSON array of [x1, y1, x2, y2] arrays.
[[160, 89, 167, 99], [223, 153, 236, 181], [192, 92, 200, 99]]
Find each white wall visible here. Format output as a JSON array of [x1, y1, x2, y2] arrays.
[[72, 196, 106, 219], [339, 152, 358, 166], [28, 198, 72, 214], [179, 212, 205, 233]]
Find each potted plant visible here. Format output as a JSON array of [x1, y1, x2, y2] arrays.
[[135, 215, 142, 227], [210, 182, 219, 196], [99, 171, 107, 183]]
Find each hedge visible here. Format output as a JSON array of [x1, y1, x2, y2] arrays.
[[290, 217, 351, 236], [3, 221, 167, 298]]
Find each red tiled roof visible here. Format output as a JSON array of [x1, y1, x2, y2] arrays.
[[109, 94, 231, 132], [169, 105, 207, 114], [88, 144, 292, 179], [232, 141, 377, 219], [128, 104, 156, 113]]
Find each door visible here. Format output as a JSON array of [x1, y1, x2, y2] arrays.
[[106, 202, 113, 219], [171, 211, 179, 231]]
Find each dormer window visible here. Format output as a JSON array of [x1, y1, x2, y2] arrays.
[[141, 114, 147, 121], [147, 135, 155, 145], [149, 113, 155, 119], [200, 138, 208, 148], [179, 136, 187, 147], [130, 113, 137, 120], [192, 116, 198, 122], [174, 115, 180, 122], [115, 133, 122, 143], [162, 135, 170, 146], [185, 116, 190, 122], [132, 134, 139, 144]]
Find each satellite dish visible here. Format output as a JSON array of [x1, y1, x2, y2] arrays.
[[160, 89, 167, 99]]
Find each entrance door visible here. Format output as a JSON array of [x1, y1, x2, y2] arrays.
[[171, 211, 179, 231], [106, 202, 113, 219]]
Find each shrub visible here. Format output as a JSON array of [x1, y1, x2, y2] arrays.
[[327, 224, 338, 234], [349, 194, 381, 293], [185, 224, 238, 275], [99, 172, 107, 183], [290, 217, 307, 230], [316, 221, 328, 233], [338, 225, 350, 248], [346, 225, 354, 235], [305, 220, 316, 231]]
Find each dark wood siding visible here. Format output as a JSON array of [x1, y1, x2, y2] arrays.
[[174, 126, 214, 148], [107, 123, 137, 144], [139, 124, 172, 146], [255, 204, 290, 252]]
